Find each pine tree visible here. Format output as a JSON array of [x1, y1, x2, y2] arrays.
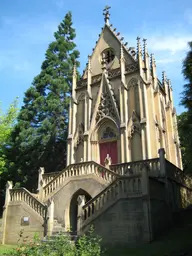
[[7, 12, 80, 190]]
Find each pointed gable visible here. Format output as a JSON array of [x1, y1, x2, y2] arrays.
[[82, 24, 136, 78]]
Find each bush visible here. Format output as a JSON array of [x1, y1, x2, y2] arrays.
[[5, 227, 103, 256]]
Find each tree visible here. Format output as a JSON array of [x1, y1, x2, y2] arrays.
[[177, 112, 192, 174], [0, 99, 18, 215], [179, 41, 192, 173], [181, 41, 192, 113], [0, 99, 18, 174], [6, 11, 80, 190]]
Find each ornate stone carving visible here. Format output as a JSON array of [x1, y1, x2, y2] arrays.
[[92, 74, 102, 84], [108, 68, 121, 79], [104, 154, 112, 169], [96, 92, 117, 123], [128, 111, 141, 139], [128, 78, 138, 90], [125, 63, 139, 74], [74, 123, 84, 150]]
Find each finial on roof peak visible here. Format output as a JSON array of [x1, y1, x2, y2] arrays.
[[103, 5, 111, 25]]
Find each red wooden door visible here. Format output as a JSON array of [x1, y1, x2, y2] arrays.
[[99, 141, 118, 166]]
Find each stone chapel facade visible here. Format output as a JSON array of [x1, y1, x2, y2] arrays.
[[67, 8, 182, 169], [1, 7, 192, 247]]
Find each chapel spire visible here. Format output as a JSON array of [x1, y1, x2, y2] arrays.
[[103, 6, 111, 25]]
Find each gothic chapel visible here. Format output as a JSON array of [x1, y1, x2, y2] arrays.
[[67, 7, 182, 168], [2, 7, 192, 247]]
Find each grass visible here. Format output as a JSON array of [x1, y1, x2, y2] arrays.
[[0, 244, 16, 255]]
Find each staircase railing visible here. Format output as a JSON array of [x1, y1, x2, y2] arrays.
[[43, 172, 61, 186], [43, 161, 119, 199], [10, 188, 47, 218], [110, 158, 160, 176], [82, 175, 142, 224], [165, 160, 192, 188]]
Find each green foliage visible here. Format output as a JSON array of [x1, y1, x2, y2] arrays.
[[179, 41, 192, 173], [181, 41, 192, 111], [76, 226, 102, 256], [5, 11, 80, 191], [0, 99, 18, 174], [177, 112, 192, 173], [5, 227, 102, 256]]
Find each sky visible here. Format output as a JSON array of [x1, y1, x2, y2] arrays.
[[0, 0, 191, 114]]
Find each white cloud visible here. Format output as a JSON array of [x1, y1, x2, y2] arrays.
[[156, 58, 181, 64], [149, 36, 190, 54]]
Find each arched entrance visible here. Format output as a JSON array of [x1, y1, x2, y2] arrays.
[[99, 126, 118, 165], [69, 189, 92, 233]]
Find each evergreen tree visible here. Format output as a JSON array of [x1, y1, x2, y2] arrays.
[[179, 41, 192, 173], [181, 41, 192, 113], [6, 12, 80, 190]]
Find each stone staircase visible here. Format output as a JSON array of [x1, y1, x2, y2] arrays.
[[42, 161, 119, 201], [80, 174, 143, 232], [52, 219, 65, 235], [4, 159, 161, 242]]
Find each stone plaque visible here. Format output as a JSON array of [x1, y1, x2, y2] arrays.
[[21, 216, 30, 226]]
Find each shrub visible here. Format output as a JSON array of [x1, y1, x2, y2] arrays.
[[5, 226, 103, 256]]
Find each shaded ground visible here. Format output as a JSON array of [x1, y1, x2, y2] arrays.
[[104, 208, 192, 256]]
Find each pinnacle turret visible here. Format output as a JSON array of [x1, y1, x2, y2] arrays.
[[103, 6, 111, 25]]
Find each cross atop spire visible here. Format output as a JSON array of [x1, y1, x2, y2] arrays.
[[103, 5, 111, 25]]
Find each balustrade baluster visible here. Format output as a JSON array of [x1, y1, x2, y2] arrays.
[[84, 209, 87, 220], [139, 178, 141, 191], [133, 179, 136, 192], [88, 206, 91, 217]]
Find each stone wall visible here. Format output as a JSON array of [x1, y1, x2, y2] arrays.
[[3, 202, 44, 244], [149, 178, 172, 237], [82, 197, 146, 246]]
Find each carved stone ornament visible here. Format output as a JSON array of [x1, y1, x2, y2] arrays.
[[74, 123, 84, 150], [96, 92, 117, 123], [104, 154, 112, 168], [128, 111, 141, 139], [128, 78, 138, 90]]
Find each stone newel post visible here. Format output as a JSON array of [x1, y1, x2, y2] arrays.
[[141, 166, 153, 242], [158, 148, 166, 176], [77, 195, 86, 233], [47, 198, 54, 236], [37, 167, 45, 201], [158, 148, 170, 205], [1, 181, 13, 244]]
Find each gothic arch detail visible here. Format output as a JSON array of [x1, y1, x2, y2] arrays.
[[128, 78, 138, 90]]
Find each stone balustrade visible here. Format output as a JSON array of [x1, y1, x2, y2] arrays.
[[10, 188, 47, 218], [82, 175, 142, 222], [165, 160, 192, 188], [110, 158, 160, 176], [43, 161, 119, 199], [43, 172, 61, 186]]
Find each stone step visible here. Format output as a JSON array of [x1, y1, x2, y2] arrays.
[[42, 232, 78, 244]]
